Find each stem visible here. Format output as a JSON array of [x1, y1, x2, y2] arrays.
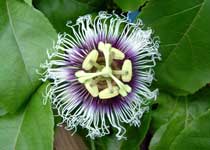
[[90, 140, 96, 150]]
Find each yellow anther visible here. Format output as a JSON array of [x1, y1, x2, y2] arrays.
[[98, 42, 112, 69], [122, 59, 132, 82], [82, 49, 99, 70], [98, 41, 105, 51], [84, 80, 99, 97], [99, 86, 119, 99], [111, 47, 125, 60], [98, 42, 111, 52]]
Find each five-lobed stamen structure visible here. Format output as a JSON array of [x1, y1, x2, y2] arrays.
[[40, 11, 160, 140], [75, 41, 132, 99]]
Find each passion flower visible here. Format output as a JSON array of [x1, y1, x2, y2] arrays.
[[40, 11, 160, 139]]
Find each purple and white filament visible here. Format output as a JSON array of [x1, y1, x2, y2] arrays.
[[40, 11, 160, 140]]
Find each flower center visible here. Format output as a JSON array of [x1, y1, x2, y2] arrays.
[[75, 41, 133, 99]]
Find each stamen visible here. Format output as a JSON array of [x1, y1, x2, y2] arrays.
[[75, 42, 133, 98], [82, 49, 99, 70], [111, 47, 125, 60], [84, 79, 99, 97], [122, 59, 132, 82], [75, 71, 105, 83], [110, 74, 132, 97], [98, 42, 111, 69], [99, 86, 119, 99]]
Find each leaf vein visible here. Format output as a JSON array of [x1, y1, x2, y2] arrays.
[[13, 110, 27, 149], [5, 0, 33, 85], [160, 0, 205, 65]]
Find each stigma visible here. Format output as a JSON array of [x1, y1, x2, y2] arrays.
[[75, 41, 133, 99]]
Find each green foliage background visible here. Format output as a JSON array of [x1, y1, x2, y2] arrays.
[[0, 0, 210, 149]]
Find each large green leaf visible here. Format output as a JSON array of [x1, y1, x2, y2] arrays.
[[150, 93, 183, 131], [0, 0, 57, 114], [91, 112, 151, 150], [24, 0, 32, 6], [170, 110, 210, 150], [140, 0, 210, 96], [113, 0, 145, 11], [149, 87, 210, 150], [0, 83, 54, 150], [34, 0, 106, 32]]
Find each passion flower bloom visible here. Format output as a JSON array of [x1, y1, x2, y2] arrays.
[[40, 11, 160, 139]]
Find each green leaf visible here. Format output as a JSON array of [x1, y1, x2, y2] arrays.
[[0, 0, 57, 114], [139, 0, 210, 95], [150, 115, 185, 150], [0, 83, 54, 150], [170, 110, 210, 150], [34, 0, 106, 32], [0, 106, 7, 116], [150, 93, 183, 131], [121, 112, 151, 150], [24, 0, 32, 6], [113, 0, 145, 11], [149, 87, 210, 150], [92, 112, 151, 150]]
